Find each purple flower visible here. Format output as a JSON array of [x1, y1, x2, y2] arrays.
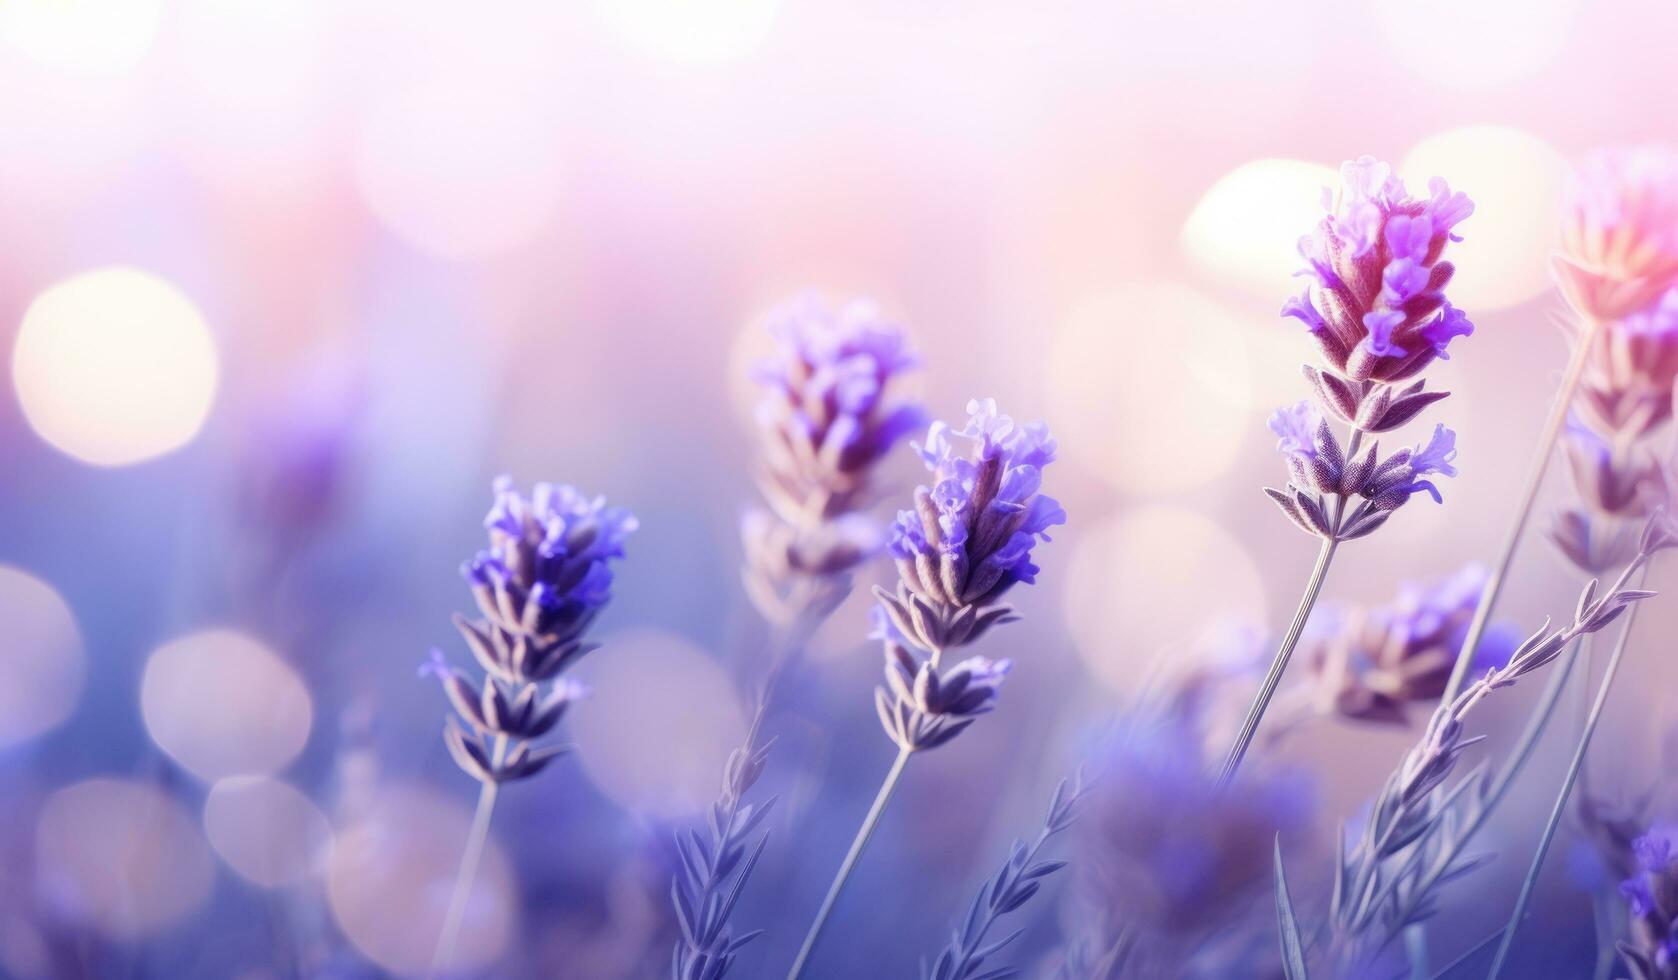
[[875, 398, 1065, 654], [872, 606, 1013, 752], [1620, 825, 1678, 976], [1579, 286, 1678, 438], [431, 477, 635, 785], [1557, 147, 1678, 323], [1284, 156, 1475, 383]]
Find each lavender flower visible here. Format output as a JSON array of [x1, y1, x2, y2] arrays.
[[430, 476, 637, 784], [1552, 413, 1673, 574], [743, 296, 924, 627], [1556, 147, 1678, 324], [1619, 826, 1678, 980], [873, 608, 1011, 752], [671, 735, 776, 980], [1302, 563, 1518, 724], [1264, 399, 1459, 541], [1284, 156, 1473, 394], [1578, 287, 1678, 438], [874, 398, 1065, 656]]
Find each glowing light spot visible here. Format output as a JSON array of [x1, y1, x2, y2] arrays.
[[354, 81, 565, 260], [591, 0, 780, 64], [204, 776, 332, 889], [140, 630, 312, 782], [1181, 158, 1338, 298], [1063, 507, 1267, 693], [1046, 284, 1254, 495], [12, 268, 219, 467], [328, 782, 514, 976], [35, 779, 214, 939], [570, 629, 746, 818], [0, 566, 84, 749], [0, 0, 161, 75], [1401, 126, 1566, 311], [1374, 0, 1579, 88]]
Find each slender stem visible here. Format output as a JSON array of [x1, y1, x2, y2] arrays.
[[1403, 923, 1428, 980], [785, 746, 913, 980], [1216, 534, 1338, 788], [1440, 318, 1601, 704], [430, 735, 508, 979], [1486, 566, 1649, 980]]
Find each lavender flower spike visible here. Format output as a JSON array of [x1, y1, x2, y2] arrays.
[[1617, 826, 1678, 979], [874, 397, 1066, 657], [743, 295, 925, 627], [1556, 146, 1678, 324]]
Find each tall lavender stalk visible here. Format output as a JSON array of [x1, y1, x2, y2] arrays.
[[1440, 146, 1678, 705], [785, 398, 1065, 980], [922, 772, 1089, 980], [1292, 526, 1668, 975], [423, 477, 637, 978], [672, 297, 923, 979], [1223, 156, 1477, 786], [1486, 512, 1678, 980]]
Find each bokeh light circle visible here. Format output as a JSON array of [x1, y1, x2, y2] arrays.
[[204, 776, 332, 888], [570, 629, 746, 818], [12, 267, 219, 466], [591, 0, 780, 64], [327, 781, 514, 976], [1045, 284, 1254, 495], [1181, 158, 1338, 299], [354, 81, 565, 260], [1373, 0, 1580, 88], [0, 566, 85, 748], [35, 779, 214, 940], [1063, 506, 1267, 693], [0, 0, 162, 75], [140, 629, 312, 782], [1400, 126, 1566, 312]]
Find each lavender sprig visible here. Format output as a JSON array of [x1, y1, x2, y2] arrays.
[[1615, 826, 1678, 979], [787, 398, 1063, 980], [1316, 516, 1672, 973], [923, 772, 1089, 980]]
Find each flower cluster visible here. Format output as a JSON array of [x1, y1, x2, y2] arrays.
[[1302, 563, 1518, 724], [1552, 415, 1671, 573], [742, 296, 925, 627], [1620, 827, 1678, 980], [1577, 287, 1678, 438], [1264, 399, 1458, 541], [1267, 157, 1473, 541], [428, 477, 637, 784], [1556, 147, 1678, 325], [871, 398, 1063, 751]]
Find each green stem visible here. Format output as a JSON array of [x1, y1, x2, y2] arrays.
[[1485, 566, 1648, 980], [1439, 317, 1601, 704], [785, 747, 913, 980]]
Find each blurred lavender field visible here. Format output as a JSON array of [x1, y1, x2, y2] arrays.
[[4, 2, 1678, 978]]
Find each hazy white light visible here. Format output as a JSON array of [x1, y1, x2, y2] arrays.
[[0, 566, 84, 748], [1401, 126, 1566, 311], [12, 268, 219, 467], [204, 776, 332, 888], [1063, 507, 1267, 693], [141, 630, 312, 782], [328, 781, 514, 976], [354, 81, 565, 260], [592, 0, 780, 64], [1046, 284, 1254, 495], [570, 629, 746, 818], [35, 779, 214, 939], [1374, 0, 1579, 88], [0, 0, 161, 75], [1181, 158, 1338, 298]]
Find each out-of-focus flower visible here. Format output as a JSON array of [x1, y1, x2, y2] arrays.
[[1618, 825, 1678, 979], [875, 398, 1065, 655], [743, 296, 924, 627], [1551, 413, 1674, 574], [1556, 147, 1678, 324], [429, 477, 637, 784], [1302, 564, 1518, 724], [1264, 400, 1459, 541], [1283, 156, 1475, 386], [1577, 287, 1678, 439], [1073, 709, 1314, 955]]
